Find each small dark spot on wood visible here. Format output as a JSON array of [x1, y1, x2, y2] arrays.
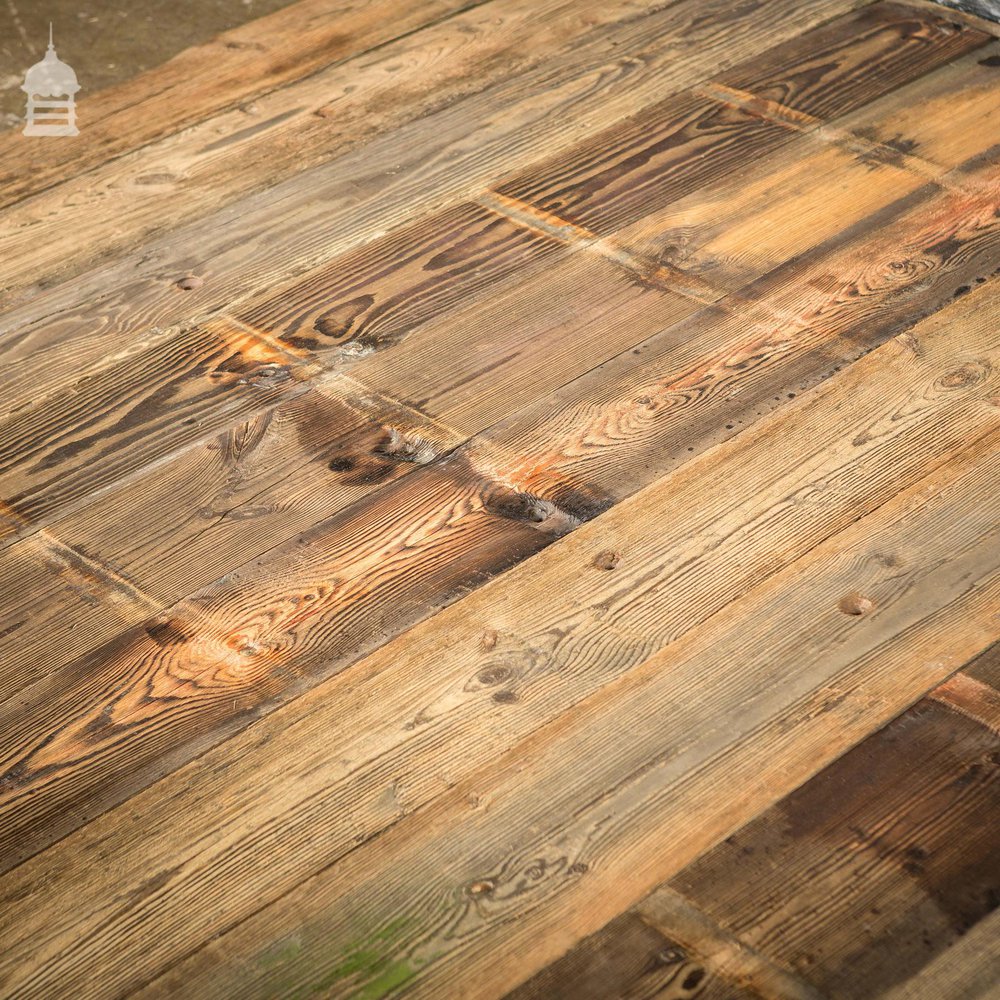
[[592, 549, 621, 570], [953, 284, 971, 298], [477, 664, 512, 687], [328, 456, 355, 472], [838, 593, 875, 616], [980, 55, 1000, 67], [175, 275, 203, 291], [682, 968, 705, 990], [492, 689, 517, 704], [145, 618, 194, 646], [567, 861, 588, 875]]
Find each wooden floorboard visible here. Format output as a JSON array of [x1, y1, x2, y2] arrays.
[[0, 0, 997, 996]]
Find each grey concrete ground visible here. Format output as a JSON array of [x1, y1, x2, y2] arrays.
[[0, 0, 298, 131]]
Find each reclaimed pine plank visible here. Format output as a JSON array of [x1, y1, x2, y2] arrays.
[[134, 419, 1000, 1000], [0, 381, 465, 699], [0, 536, 156, 705], [476, 173, 1000, 507], [0, 290, 995, 993], [0, 0, 482, 210], [831, 41, 1000, 171], [234, 202, 570, 355], [494, 2, 990, 235], [1, 190, 997, 872], [879, 908, 1000, 1000], [0, 0, 869, 418], [603, 42, 1000, 293], [0, 319, 317, 539], [670, 695, 1000, 998], [965, 642, 1000, 692], [716, 1, 980, 119], [0, 0, 651, 301], [304, 245, 701, 431]]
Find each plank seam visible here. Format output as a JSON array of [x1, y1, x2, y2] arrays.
[[928, 671, 1000, 735], [474, 189, 723, 305], [693, 81, 986, 198], [633, 884, 826, 1000]]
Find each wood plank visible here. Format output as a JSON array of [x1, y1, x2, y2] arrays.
[[494, 2, 989, 235], [0, 319, 317, 539], [0, 379, 465, 699], [716, 1, 983, 120], [0, 0, 481, 210], [505, 910, 760, 1000], [634, 887, 825, 1000], [0, 0, 652, 301], [266, 237, 702, 430], [133, 405, 1000, 1000], [0, 289, 995, 993], [670, 695, 1000, 998], [879, 908, 1000, 1000], [234, 201, 570, 355], [0, 535, 156, 705], [475, 177, 1000, 505], [603, 44, 1000, 294], [830, 41, 1000, 172], [964, 642, 1000, 692], [0, 0, 871, 419]]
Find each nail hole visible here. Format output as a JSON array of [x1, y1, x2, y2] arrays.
[[176, 275, 204, 290]]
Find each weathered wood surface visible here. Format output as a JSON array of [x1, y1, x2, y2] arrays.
[[1, 1, 997, 996], [137, 404, 1000, 999], [0, 0, 484, 211], [0, 283, 996, 995]]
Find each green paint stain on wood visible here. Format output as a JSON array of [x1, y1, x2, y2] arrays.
[[258, 917, 423, 999]]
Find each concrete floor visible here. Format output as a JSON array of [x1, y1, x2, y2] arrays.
[[0, 0, 298, 130]]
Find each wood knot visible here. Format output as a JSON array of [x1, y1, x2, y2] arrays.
[[478, 628, 498, 651], [466, 880, 494, 898], [937, 362, 987, 390], [838, 592, 875, 616], [175, 275, 204, 291], [592, 549, 621, 570]]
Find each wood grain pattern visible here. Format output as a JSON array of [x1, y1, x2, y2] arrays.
[[0, 0, 871, 418], [495, 2, 989, 235], [136, 409, 1000, 1000], [0, 0, 482, 210], [0, 285, 995, 995], [505, 910, 761, 1000], [0, 318, 317, 540], [1, 3, 997, 996]]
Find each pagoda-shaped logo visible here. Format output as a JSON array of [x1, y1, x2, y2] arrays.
[[22, 24, 80, 136]]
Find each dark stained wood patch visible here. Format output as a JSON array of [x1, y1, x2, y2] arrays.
[[504, 912, 757, 1000], [670, 698, 1000, 999]]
